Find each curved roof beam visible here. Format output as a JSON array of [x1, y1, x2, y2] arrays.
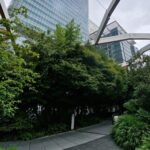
[[139, 44, 150, 54], [95, 0, 120, 45], [92, 33, 150, 44], [0, 0, 9, 19], [98, 33, 150, 44]]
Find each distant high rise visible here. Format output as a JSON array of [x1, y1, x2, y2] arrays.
[[89, 20, 137, 64], [9, 0, 89, 41], [89, 20, 98, 34]]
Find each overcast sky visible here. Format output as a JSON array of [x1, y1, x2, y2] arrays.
[[4, 0, 150, 49], [89, 0, 150, 49]]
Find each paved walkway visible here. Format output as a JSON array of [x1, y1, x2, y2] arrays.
[[65, 136, 121, 150], [0, 120, 121, 150]]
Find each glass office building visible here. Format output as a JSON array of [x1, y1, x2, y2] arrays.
[[89, 21, 137, 64], [10, 0, 89, 41]]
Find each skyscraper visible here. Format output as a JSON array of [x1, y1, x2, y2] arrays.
[[9, 0, 89, 41], [89, 21, 137, 64]]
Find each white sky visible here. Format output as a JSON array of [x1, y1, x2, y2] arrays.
[[4, 0, 150, 49], [89, 0, 150, 49]]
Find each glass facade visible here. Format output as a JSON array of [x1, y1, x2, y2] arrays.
[[10, 0, 89, 41], [95, 22, 136, 64]]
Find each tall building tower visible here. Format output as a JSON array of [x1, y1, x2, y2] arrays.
[[89, 20, 137, 64], [9, 0, 89, 41]]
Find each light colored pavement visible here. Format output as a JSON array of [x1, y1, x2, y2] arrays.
[[65, 135, 121, 150], [0, 120, 121, 150]]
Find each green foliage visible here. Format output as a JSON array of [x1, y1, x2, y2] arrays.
[[18, 132, 33, 141], [0, 7, 39, 138], [113, 54, 150, 150], [134, 83, 150, 112], [9, 6, 27, 18], [136, 109, 150, 124], [48, 123, 69, 134], [0, 147, 17, 150], [0, 115, 33, 132], [76, 115, 102, 128], [21, 20, 127, 111], [136, 137, 150, 150], [112, 115, 150, 150], [0, 6, 127, 140], [123, 99, 138, 113], [53, 20, 81, 49], [127, 54, 150, 112], [0, 49, 38, 118], [0, 113, 34, 141]]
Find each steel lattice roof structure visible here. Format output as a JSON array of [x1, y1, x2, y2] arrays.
[[0, 0, 9, 19], [0, 0, 150, 53], [91, 0, 150, 53], [0, 0, 10, 35]]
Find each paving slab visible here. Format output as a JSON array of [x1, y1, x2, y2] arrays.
[[0, 141, 30, 150], [65, 135, 122, 150], [51, 137, 75, 149], [29, 140, 47, 150], [0, 120, 121, 150], [15, 142, 30, 150], [77, 120, 112, 135], [42, 140, 62, 150]]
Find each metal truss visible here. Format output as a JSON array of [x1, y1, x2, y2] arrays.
[[95, 0, 120, 45], [93, 0, 150, 48], [92, 33, 150, 45], [0, 0, 9, 19], [139, 44, 150, 54]]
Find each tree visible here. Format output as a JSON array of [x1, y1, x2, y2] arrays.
[[126, 54, 150, 112], [0, 7, 127, 138], [16, 21, 127, 125], [0, 8, 39, 137]]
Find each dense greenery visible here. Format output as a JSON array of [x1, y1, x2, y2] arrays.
[[1, 7, 149, 148], [136, 136, 150, 150], [0, 6, 149, 150], [76, 115, 102, 128], [113, 54, 150, 150], [112, 115, 150, 150], [0, 8, 127, 141], [0, 147, 16, 150], [128, 54, 150, 112]]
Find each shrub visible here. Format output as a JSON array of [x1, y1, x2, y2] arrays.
[[136, 137, 150, 150], [123, 99, 138, 113], [76, 115, 102, 128], [0, 147, 17, 150], [136, 109, 150, 124], [48, 123, 69, 134], [18, 132, 33, 141], [112, 115, 150, 150], [134, 83, 150, 112], [0, 115, 34, 141]]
